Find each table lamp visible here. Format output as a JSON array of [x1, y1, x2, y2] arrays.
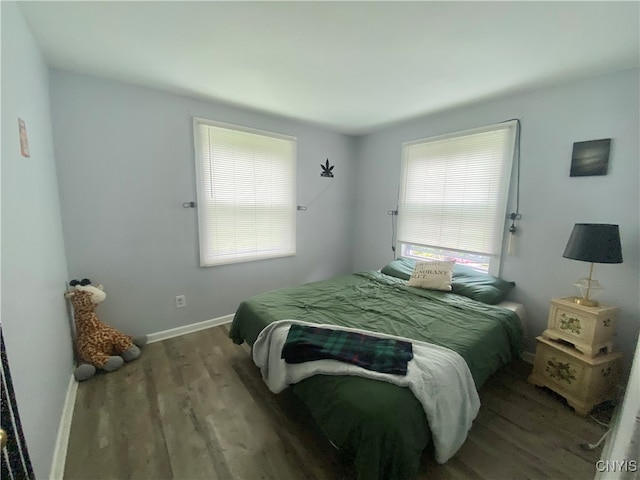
[[562, 223, 623, 306]]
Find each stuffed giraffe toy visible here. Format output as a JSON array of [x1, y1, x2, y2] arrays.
[[65, 279, 146, 381]]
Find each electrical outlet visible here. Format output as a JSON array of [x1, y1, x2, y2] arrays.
[[175, 295, 186, 308]]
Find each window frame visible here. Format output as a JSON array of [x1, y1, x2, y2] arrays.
[[396, 120, 517, 276], [193, 117, 297, 267]]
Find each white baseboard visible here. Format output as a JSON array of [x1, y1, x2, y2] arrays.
[[522, 350, 535, 364], [49, 373, 78, 480], [147, 314, 234, 344]]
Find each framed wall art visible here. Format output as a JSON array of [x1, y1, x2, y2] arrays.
[[569, 138, 611, 177]]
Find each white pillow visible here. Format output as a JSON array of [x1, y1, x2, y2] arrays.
[[408, 260, 455, 291]]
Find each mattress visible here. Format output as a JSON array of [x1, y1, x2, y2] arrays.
[[499, 300, 528, 338]]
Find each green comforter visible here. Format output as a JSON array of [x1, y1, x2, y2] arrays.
[[229, 271, 523, 479]]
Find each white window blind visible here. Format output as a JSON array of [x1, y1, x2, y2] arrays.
[[193, 118, 296, 266], [397, 121, 517, 271]]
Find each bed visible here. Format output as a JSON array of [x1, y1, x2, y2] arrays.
[[228, 259, 524, 479]]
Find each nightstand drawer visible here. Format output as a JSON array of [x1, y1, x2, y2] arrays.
[[544, 298, 618, 357], [533, 338, 585, 395], [549, 306, 591, 341]]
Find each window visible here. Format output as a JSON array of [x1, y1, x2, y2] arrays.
[[397, 121, 517, 275], [193, 118, 296, 266]]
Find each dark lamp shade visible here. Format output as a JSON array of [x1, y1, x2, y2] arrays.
[[562, 224, 623, 264]]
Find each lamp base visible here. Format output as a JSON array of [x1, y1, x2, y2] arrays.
[[573, 275, 602, 308], [572, 296, 599, 307]]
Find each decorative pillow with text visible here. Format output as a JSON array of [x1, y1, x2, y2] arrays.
[[407, 260, 455, 291]]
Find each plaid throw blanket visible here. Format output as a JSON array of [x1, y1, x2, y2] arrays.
[[281, 324, 413, 375]]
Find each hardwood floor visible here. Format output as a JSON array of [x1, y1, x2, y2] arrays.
[[64, 325, 612, 479]]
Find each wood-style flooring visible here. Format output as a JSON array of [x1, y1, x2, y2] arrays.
[[64, 324, 613, 480]]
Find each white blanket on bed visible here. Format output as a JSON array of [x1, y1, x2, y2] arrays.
[[252, 319, 480, 463]]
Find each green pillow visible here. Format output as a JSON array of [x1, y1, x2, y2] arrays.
[[381, 258, 515, 304], [380, 257, 416, 280], [451, 264, 515, 305]]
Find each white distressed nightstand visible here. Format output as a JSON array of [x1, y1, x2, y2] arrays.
[[543, 297, 618, 357]]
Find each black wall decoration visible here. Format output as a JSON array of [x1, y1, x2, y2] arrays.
[[320, 158, 335, 178], [570, 139, 611, 177]]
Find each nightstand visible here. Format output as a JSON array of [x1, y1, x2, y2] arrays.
[[528, 336, 622, 416], [543, 297, 618, 357], [529, 297, 622, 416]]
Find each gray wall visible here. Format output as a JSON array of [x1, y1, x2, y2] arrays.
[[1, 3, 73, 478], [50, 71, 357, 337], [352, 69, 640, 363]]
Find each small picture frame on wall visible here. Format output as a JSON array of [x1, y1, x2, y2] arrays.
[[570, 138, 611, 177], [18, 118, 30, 158]]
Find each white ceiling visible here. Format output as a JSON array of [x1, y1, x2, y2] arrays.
[[18, 1, 640, 135]]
